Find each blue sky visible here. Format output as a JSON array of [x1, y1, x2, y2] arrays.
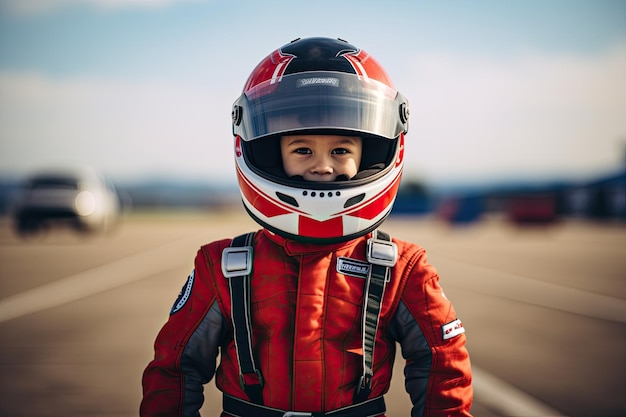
[[1, 0, 625, 187]]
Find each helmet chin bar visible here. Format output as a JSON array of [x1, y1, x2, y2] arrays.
[[243, 204, 393, 245], [236, 159, 402, 243]]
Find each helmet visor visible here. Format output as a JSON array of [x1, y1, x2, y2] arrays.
[[233, 71, 408, 141]]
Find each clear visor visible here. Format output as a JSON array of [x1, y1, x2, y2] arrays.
[[233, 71, 409, 141]]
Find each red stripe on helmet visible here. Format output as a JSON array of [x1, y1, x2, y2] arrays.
[[342, 49, 395, 88], [341, 172, 402, 220], [298, 215, 343, 238], [237, 169, 293, 218], [334, 172, 402, 220], [243, 49, 295, 92]]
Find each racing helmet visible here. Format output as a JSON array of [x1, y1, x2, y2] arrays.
[[232, 37, 409, 243]]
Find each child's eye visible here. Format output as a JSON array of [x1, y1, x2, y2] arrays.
[[332, 148, 349, 155], [295, 148, 312, 155]]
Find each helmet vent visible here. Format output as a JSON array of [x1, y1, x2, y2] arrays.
[[276, 192, 299, 207], [344, 193, 365, 208]]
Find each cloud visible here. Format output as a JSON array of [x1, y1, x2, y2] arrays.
[[1, 44, 625, 186], [0, 72, 237, 181], [0, 0, 207, 16], [402, 43, 626, 183]]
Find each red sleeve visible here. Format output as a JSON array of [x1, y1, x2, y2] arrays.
[[401, 248, 473, 417], [140, 245, 223, 417]]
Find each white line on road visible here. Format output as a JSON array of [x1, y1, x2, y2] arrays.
[[438, 256, 626, 324], [472, 366, 568, 416], [0, 238, 570, 416], [0, 236, 200, 323]]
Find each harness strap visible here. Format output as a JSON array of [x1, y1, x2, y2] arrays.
[[223, 394, 386, 417], [221, 230, 397, 407], [222, 232, 264, 405], [354, 230, 397, 403]]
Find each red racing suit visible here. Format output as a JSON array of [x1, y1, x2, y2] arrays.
[[141, 229, 473, 416]]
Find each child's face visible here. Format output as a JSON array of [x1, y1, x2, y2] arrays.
[[280, 134, 362, 182]]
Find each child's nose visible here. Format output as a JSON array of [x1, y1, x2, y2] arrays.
[[311, 155, 333, 174]]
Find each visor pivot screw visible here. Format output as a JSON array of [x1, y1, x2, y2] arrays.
[[232, 105, 243, 126], [399, 102, 410, 124]]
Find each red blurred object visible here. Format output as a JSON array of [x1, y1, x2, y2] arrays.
[[507, 193, 558, 224]]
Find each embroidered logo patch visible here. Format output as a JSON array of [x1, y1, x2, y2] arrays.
[[442, 318, 465, 340], [337, 257, 370, 279], [170, 270, 195, 315]]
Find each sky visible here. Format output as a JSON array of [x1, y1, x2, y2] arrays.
[[1, 0, 625, 188]]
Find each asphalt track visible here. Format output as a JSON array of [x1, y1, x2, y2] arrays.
[[0, 211, 624, 417]]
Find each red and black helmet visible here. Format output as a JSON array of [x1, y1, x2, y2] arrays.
[[232, 37, 409, 243]]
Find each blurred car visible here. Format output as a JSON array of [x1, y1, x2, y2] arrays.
[[12, 167, 124, 237], [506, 192, 559, 225]]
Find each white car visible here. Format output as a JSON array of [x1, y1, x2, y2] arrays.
[[13, 167, 124, 237]]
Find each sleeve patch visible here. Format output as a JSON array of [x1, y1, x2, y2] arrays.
[[170, 270, 195, 315], [442, 318, 465, 340]]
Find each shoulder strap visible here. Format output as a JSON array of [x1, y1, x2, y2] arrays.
[[221, 230, 398, 406], [355, 229, 398, 403], [221, 232, 264, 405]]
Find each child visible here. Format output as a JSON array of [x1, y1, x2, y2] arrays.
[[141, 37, 473, 417]]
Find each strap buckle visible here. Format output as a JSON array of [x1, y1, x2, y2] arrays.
[[355, 374, 373, 399], [221, 246, 253, 278], [239, 368, 264, 389], [366, 234, 397, 268]]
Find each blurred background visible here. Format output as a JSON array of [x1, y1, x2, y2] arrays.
[[0, 0, 625, 219], [0, 1, 625, 417]]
